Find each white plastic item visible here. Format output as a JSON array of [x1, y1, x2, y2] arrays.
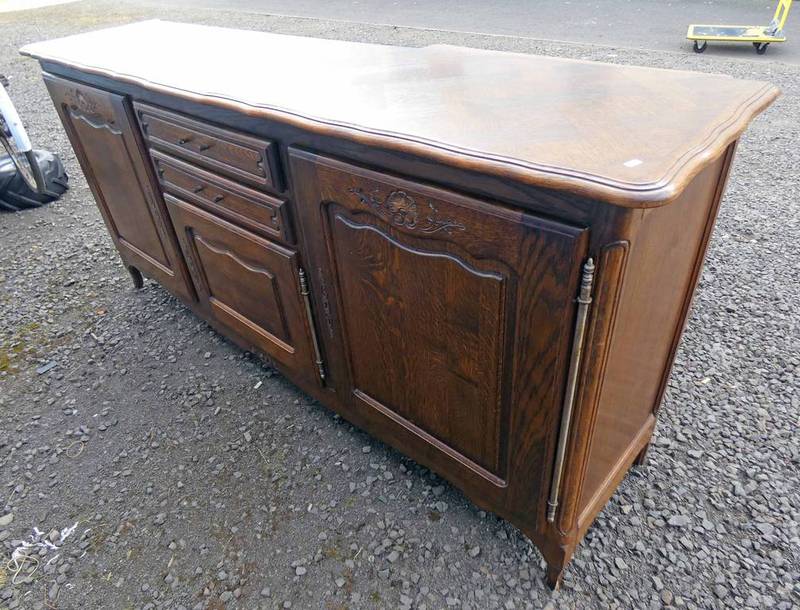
[[0, 83, 33, 153]]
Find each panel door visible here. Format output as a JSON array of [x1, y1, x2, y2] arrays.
[[290, 149, 589, 518], [165, 195, 319, 381], [43, 75, 192, 300]]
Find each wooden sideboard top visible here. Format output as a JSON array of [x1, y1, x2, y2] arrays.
[[21, 20, 778, 208]]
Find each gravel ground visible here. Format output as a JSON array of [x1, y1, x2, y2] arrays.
[[1, 2, 798, 609]]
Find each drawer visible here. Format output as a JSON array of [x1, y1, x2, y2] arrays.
[[135, 102, 282, 192], [151, 150, 293, 244]]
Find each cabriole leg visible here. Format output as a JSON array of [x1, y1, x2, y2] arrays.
[[127, 265, 144, 290], [634, 441, 651, 466], [545, 563, 565, 591]]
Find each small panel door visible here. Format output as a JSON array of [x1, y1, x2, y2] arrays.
[[43, 75, 192, 300], [165, 195, 319, 380], [290, 149, 588, 512]]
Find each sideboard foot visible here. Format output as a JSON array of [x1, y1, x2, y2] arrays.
[[127, 266, 144, 290], [634, 442, 651, 467], [545, 564, 564, 591]]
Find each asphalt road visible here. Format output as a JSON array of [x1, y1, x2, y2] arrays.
[[138, 0, 800, 64]]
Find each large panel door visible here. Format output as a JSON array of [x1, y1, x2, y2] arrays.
[[165, 195, 320, 382], [44, 75, 192, 300], [290, 149, 589, 517]]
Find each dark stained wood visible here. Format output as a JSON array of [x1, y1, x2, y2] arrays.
[[135, 101, 282, 193], [27, 24, 777, 587], [333, 214, 509, 477], [22, 21, 778, 207], [150, 150, 293, 244], [165, 195, 316, 381], [43, 74, 194, 300], [555, 238, 631, 537], [290, 148, 588, 508], [577, 148, 735, 530]]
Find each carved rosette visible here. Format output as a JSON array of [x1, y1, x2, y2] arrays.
[[349, 187, 465, 235]]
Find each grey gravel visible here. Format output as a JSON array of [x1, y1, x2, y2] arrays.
[[0, 1, 798, 609], [667, 514, 691, 528]]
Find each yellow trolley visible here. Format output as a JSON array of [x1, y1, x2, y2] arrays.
[[687, 0, 792, 54]]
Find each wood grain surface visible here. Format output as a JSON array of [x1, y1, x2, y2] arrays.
[[43, 73, 194, 302], [22, 20, 778, 207], [166, 195, 317, 380]]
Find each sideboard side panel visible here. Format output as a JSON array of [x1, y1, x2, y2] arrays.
[[577, 144, 735, 527]]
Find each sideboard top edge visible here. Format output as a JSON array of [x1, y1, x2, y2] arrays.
[[21, 20, 780, 209]]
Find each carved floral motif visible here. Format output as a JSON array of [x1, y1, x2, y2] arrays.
[[64, 88, 117, 131], [70, 89, 99, 115], [349, 187, 465, 235]]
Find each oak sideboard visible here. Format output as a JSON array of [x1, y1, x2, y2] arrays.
[[21, 21, 778, 587]]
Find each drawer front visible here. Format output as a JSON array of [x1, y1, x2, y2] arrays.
[[151, 150, 293, 244], [135, 102, 282, 192], [165, 194, 318, 379]]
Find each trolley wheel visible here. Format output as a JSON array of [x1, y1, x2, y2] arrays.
[[693, 40, 707, 53], [753, 42, 769, 54]]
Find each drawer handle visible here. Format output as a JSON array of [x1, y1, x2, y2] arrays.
[[199, 143, 212, 151], [178, 136, 193, 145], [193, 185, 205, 193], [212, 195, 225, 203]]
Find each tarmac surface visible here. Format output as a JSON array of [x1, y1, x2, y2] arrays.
[[142, 0, 800, 64]]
